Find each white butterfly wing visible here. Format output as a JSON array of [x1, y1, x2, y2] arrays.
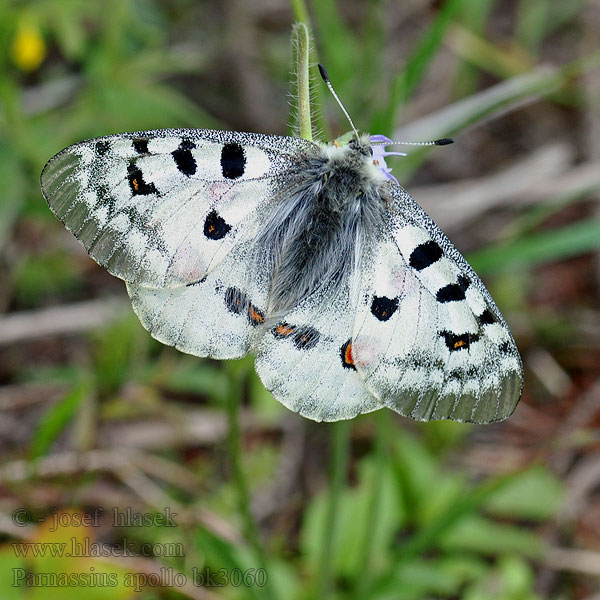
[[41, 129, 316, 288], [127, 239, 270, 359], [352, 185, 523, 423], [254, 282, 382, 422]]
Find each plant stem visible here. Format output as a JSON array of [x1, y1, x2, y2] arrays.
[[315, 419, 352, 598], [292, 22, 313, 141], [290, 9, 329, 141], [225, 362, 276, 600], [290, 0, 311, 29], [352, 410, 389, 598]]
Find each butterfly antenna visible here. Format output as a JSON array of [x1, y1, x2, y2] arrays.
[[318, 64, 359, 139], [372, 138, 454, 146]]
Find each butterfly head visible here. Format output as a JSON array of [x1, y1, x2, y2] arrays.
[[323, 133, 404, 185], [320, 133, 388, 189]]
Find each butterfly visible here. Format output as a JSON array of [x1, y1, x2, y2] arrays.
[[40, 68, 523, 424]]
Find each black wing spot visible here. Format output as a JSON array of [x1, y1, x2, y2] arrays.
[[292, 326, 320, 350], [371, 296, 399, 321], [340, 339, 357, 370], [224, 287, 264, 326], [499, 341, 511, 355], [458, 275, 470, 290], [172, 139, 197, 176], [409, 240, 443, 270], [133, 139, 149, 154], [440, 330, 479, 352], [221, 142, 246, 179], [95, 141, 110, 156], [437, 284, 465, 303], [272, 323, 320, 350], [203, 210, 231, 240], [477, 309, 497, 326], [186, 275, 207, 287], [436, 276, 470, 303], [224, 287, 249, 315], [448, 370, 463, 382], [127, 163, 157, 196]]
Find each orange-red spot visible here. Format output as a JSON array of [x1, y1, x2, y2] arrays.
[[297, 333, 310, 345], [454, 339, 466, 349], [373, 159, 379, 166], [132, 178, 139, 191], [275, 324, 294, 337], [344, 342, 354, 366], [334, 140, 339, 148], [248, 305, 264, 325]]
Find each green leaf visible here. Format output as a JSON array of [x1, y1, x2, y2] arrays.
[[392, 432, 442, 522], [440, 514, 544, 557], [484, 466, 563, 520], [385, 558, 465, 599], [50, 2, 87, 61], [20, 513, 133, 600], [463, 555, 542, 600], [394, 429, 471, 528], [420, 419, 471, 452], [195, 528, 298, 600], [301, 455, 403, 579], [30, 383, 88, 460], [310, 0, 357, 88], [374, 554, 489, 600]]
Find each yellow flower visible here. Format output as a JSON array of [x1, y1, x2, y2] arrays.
[[11, 20, 46, 72]]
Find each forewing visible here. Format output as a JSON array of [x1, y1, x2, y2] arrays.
[[41, 129, 316, 287], [352, 186, 523, 424], [254, 282, 382, 422]]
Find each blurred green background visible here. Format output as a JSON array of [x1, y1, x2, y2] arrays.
[[0, 0, 599, 599]]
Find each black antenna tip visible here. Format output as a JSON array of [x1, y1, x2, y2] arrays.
[[318, 64, 330, 83], [434, 137, 454, 146]]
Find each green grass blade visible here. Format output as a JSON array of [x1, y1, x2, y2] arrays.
[[392, 52, 600, 179], [515, 0, 549, 57], [373, 0, 465, 134], [468, 219, 600, 275], [393, 469, 532, 563], [314, 420, 352, 597], [29, 383, 89, 460], [309, 0, 356, 86], [452, 0, 496, 97]]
